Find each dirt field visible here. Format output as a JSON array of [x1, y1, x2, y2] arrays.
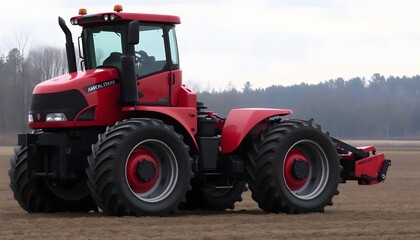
[[0, 146, 419, 239]]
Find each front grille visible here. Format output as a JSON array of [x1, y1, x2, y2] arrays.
[[29, 90, 88, 122]]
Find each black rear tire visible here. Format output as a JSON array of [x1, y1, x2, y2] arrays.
[[86, 118, 192, 216], [9, 146, 97, 213], [246, 120, 340, 213]]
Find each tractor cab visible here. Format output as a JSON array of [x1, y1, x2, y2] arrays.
[[80, 18, 178, 78], [69, 5, 182, 106]]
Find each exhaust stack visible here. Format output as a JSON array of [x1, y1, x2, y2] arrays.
[[58, 17, 77, 73]]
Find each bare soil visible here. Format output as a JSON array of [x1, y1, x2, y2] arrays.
[[0, 147, 419, 239]]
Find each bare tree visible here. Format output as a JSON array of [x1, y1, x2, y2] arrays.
[[27, 46, 67, 82], [1, 31, 31, 132]]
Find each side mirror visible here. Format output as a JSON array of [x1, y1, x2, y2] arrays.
[[128, 21, 139, 45]]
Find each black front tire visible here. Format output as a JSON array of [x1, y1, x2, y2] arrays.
[[86, 118, 192, 216], [246, 120, 340, 213], [9, 146, 97, 213]]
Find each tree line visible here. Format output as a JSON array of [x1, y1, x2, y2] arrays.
[[0, 43, 419, 144], [198, 74, 420, 139], [0, 44, 67, 144]]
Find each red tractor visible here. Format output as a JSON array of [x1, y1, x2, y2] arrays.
[[9, 5, 391, 216]]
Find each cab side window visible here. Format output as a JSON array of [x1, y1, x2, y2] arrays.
[[168, 27, 179, 66], [135, 25, 167, 77]]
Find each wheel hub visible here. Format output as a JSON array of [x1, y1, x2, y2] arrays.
[[292, 159, 309, 180], [136, 160, 157, 182], [283, 140, 330, 200], [126, 148, 160, 194], [283, 149, 310, 191]]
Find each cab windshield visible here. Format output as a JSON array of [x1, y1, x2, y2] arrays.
[[82, 23, 171, 78], [83, 24, 125, 70]]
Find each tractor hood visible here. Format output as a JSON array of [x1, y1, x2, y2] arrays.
[[29, 68, 125, 129], [33, 68, 119, 94]]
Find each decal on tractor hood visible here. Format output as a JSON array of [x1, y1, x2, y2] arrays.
[[84, 79, 119, 93]]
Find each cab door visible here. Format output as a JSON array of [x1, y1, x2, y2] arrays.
[[135, 24, 171, 105]]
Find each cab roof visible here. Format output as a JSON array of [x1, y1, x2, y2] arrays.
[[70, 11, 181, 26]]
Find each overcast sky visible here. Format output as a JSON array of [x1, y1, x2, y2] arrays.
[[2, 0, 420, 90]]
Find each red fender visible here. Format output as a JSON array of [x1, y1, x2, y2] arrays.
[[220, 108, 292, 153], [123, 106, 198, 149]]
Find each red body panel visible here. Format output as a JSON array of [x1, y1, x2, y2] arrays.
[[29, 68, 127, 129], [170, 70, 183, 106], [28, 67, 195, 130], [32, 68, 118, 94], [137, 70, 184, 106], [220, 108, 292, 153], [123, 106, 198, 149], [138, 72, 171, 104], [176, 86, 196, 108]]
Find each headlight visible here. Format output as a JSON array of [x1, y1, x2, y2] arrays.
[[46, 113, 68, 122], [102, 14, 116, 21], [28, 114, 33, 123], [70, 18, 78, 25]]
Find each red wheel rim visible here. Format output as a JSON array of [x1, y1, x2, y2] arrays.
[[126, 148, 159, 193], [283, 148, 310, 191]]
